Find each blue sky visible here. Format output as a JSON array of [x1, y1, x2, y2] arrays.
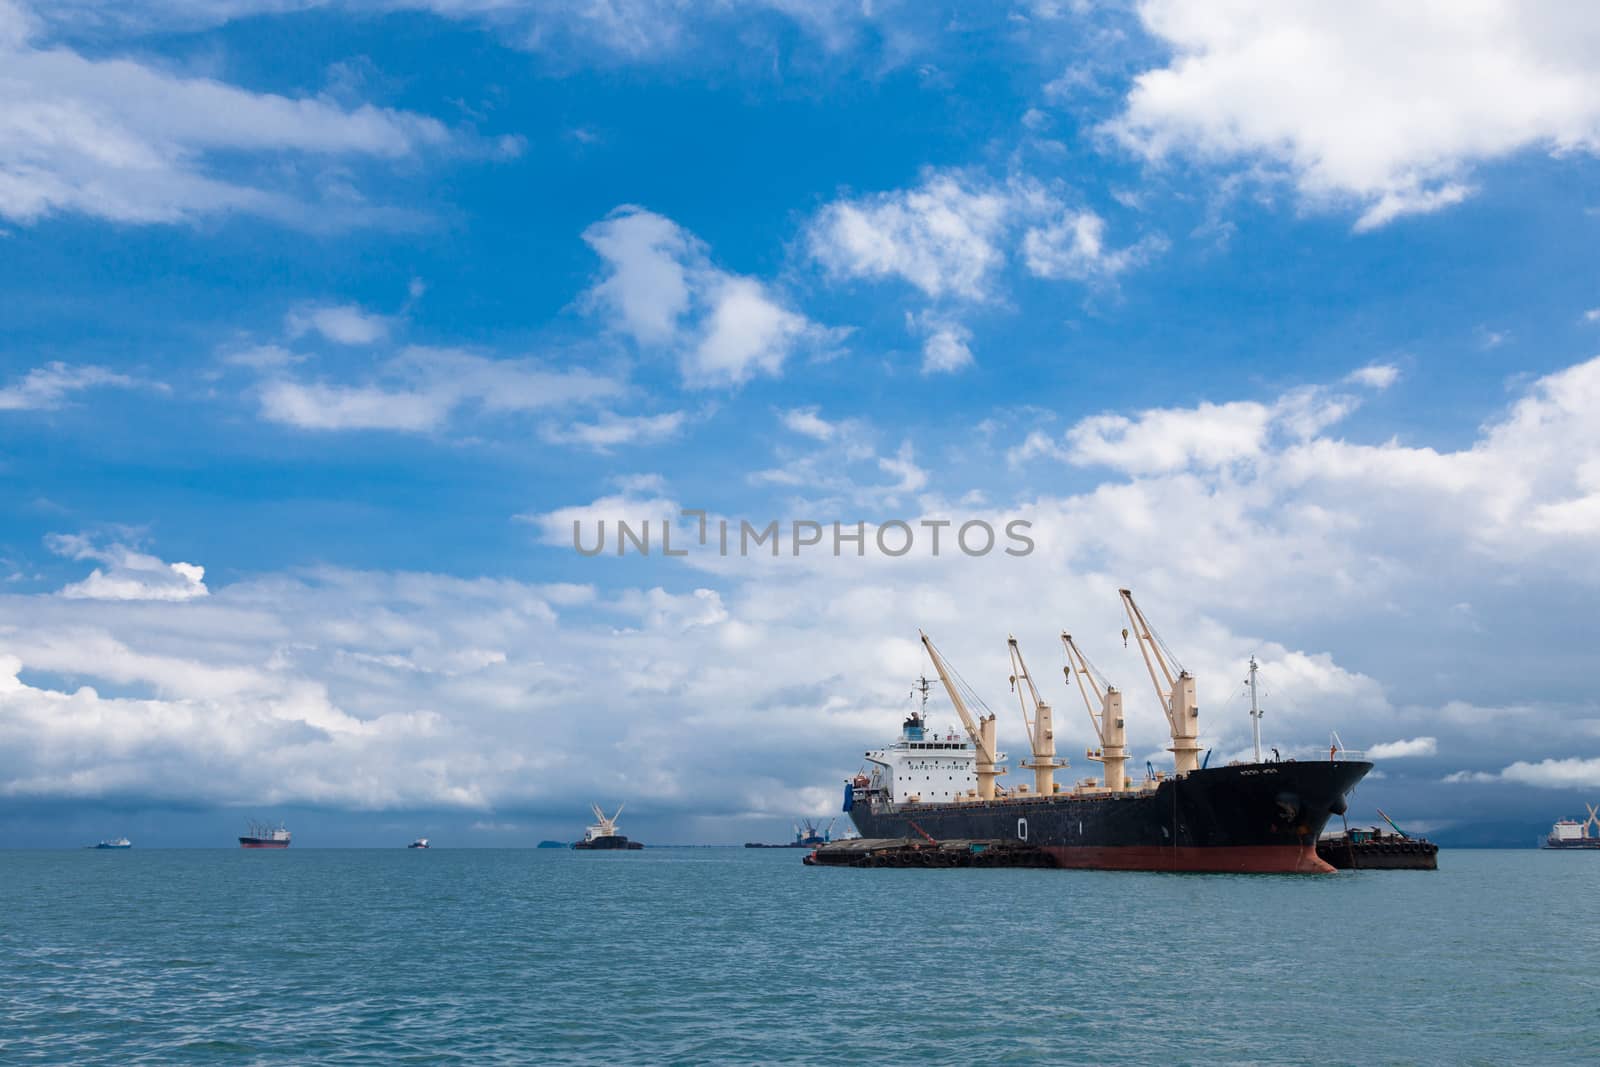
[[3, 0, 1600, 846]]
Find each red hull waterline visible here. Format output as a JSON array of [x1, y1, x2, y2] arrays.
[[239, 841, 290, 849], [1043, 844, 1333, 874]]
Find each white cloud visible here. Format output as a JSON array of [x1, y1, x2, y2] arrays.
[[46, 534, 208, 601], [1012, 381, 1370, 475], [808, 173, 1014, 300], [257, 346, 624, 432], [1112, 1, 1600, 229], [0, 361, 141, 410], [0, 3, 456, 226], [1022, 209, 1166, 281], [583, 206, 832, 388], [917, 318, 974, 375], [1368, 736, 1438, 759], [540, 410, 686, 453], [807, 171, 1163, 369], [781, 407, 836, 441], [12, 349, 1600, 830], [1345, 363, 1400, 390], [286, 303, 392, 346], [1450, 757, 1600, 790]]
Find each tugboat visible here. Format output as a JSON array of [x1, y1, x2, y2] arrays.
[[1542, 804, 1600, 849], [90, 836, 132, 850], [407, 837, 430, 849], [238, 820, 291, 849], [572, 803, 644, 850], [1317, 809, 1438, 870]]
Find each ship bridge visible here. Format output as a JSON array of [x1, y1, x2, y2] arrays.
[[862, 706, 996, 804]]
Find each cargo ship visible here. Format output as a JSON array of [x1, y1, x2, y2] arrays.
[[238, 820, 291, 849], [90, 836, 131, 850], [572, 803, 644, 850], [1542, 805, 1600, 849], [841, 590, 1371, 874]]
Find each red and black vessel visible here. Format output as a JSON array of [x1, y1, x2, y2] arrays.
[[846, 759, 1368, 873], [238, 820, 291, 849], [837, 593, 1372, 874]]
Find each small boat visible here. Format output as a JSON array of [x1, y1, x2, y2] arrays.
[[407, 838, 430, 849], [1317, 809, 1438, 870], [90, 837, 132, 850]]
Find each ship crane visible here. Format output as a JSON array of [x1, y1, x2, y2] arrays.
[[1007, 635, 1066, 796], [591, 803, 623, 836], [1061, 632, 1129, 792], [1119, 589, 1203, 776], [1587, 804, 1600, 839], [919, 630, 1005, 800]]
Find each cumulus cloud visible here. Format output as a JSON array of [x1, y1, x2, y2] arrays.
[[0, 362, 142, 411], [9, 353, 1600, 833], [0, 0, 459, 227], [807, 171, 1162, 369], [1368, 737, 1438, 760], [1012, 383, 1363, 475], [1112, 1, 1600, 229], [46, 534, 208, 601], [809, 171, 1160, 301], [583, 206, 835, 388], [913, 316, 974, 375], [1022, 209, 1167, 281], [809, 174, 1015, 300]]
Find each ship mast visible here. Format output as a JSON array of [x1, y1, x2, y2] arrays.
[[1247, 655, 1263, 764], [919, 630, 1004, 800], [1008, 635, 1065, 795], [1119, 589, 1203, 776], [1061, 632, 1128, 792]]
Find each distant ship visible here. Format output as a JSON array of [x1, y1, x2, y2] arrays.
[[572, 803, 643, 850], [745, 818, 836, 848], [1543, 804, 1600, 849], [91, 837, 131, 850], [840, 591, 1370, 874], [239, 820, 291, 849], [407, 838, 429, 849]]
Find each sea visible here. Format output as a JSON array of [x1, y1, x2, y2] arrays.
[[2, 847, 1596, 1065]]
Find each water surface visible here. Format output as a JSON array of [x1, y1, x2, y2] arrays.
[[2, 848, 1594, 1064]]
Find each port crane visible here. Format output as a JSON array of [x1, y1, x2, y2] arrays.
[[1119, 589, 1203, 776], [1007, 635, 1066, 795], [920, 630, 1005, 800], [1060, 632, 1129, 792]]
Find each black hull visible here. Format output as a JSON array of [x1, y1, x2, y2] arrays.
[[573, 835, 643, 850], [847, 761, 1370, 873]]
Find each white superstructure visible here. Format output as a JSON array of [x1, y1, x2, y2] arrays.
[[862, 677, 1002, 804]]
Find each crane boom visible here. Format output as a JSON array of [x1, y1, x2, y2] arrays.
[[1008, 635, 1064, 796], [1118, 589, 1202, 775], [919, 630, 1004, 800], [1061, 632, 1129, 792]]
